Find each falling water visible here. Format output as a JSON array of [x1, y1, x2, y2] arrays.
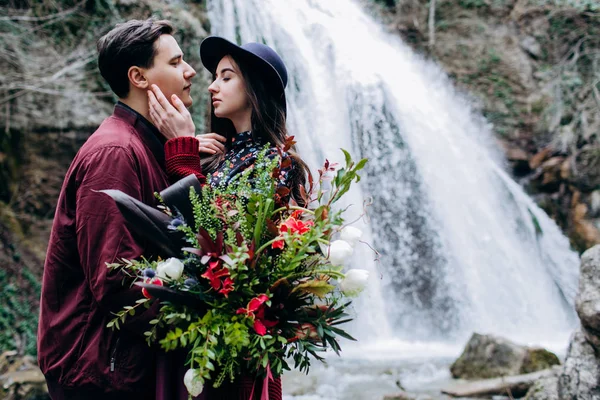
[[206, 0, 579, 355]]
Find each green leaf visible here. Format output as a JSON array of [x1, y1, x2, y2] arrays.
[[341, 149, 352, 167], [354, 158, 368, 171], [291, 280, 335, 298], [329, 326, 357, 341]]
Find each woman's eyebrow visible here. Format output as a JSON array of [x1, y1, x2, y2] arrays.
[[218, 67, 236, 75]]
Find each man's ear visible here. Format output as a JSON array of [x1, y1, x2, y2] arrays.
[[128, 66, 149, 90]]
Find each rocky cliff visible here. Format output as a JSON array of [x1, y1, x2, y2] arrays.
[[373, 0, 600, 252], [0, 0, 211, 354]]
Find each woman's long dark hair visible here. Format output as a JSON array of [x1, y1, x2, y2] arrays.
[[201, 54, 311, 207]]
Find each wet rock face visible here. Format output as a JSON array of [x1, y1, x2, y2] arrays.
[[558, 329, 600, 400], [576, 245, 600, 351], [524, 370, 559, 400], [525, 245, 600, 400], [450, 333, 560, 380]]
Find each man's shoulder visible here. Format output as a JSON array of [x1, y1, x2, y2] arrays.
[[89, 115, 137, 146], [64, 118, 136, 173]]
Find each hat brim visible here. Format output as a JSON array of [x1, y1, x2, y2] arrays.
[[200, 36, 286, 113]]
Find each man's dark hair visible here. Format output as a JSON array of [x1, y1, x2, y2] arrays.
[[97, 19, 174, 98]]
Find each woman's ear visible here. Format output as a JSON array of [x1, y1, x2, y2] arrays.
[[128, 66, 149, 90]]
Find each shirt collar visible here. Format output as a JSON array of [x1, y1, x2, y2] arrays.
[[231, 131, 255, 150], [114, 102, 166, 168]]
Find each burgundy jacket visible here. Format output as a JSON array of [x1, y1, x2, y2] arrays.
[[37, 103, 203, 399]]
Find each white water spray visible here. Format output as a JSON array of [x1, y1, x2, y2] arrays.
[[206, 0, 579, 348]]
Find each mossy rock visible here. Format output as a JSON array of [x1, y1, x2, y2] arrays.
[[451, 333, 561, 380], [521, 348, 561, 374]]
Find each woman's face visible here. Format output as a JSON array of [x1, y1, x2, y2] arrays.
[[208, 56, 251, 122]]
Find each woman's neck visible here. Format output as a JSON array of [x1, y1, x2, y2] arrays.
[[230, 109, 252, 134]]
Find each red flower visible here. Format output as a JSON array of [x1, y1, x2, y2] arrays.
[[280, 216, 313, 235], [236, 294, 269, 317], [271, 239, 285, 250], [201, 260, 230, 290], [236, 294, 278, 336], [141, 277, 163, 299], [271, 213, 314, 250], [218, 277, 234, 297]]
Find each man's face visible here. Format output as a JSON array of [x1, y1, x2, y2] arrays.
[[144, 35, 196, 107]]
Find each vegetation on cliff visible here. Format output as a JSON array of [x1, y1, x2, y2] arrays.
[[0, 0, 210, 355], [371, 0, 600, 252]]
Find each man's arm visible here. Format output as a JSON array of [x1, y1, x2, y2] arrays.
[[75, 145, 158, 335]]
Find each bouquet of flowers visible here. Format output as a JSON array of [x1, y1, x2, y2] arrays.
[[103, 140, 370, 396]]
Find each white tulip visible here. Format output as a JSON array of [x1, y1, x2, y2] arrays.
[[156, 257, 184, 280], [339, 269, 369, 297], [340, 226, 363, 246], [327, 240, 354, 265], [183, 368, 204, 397]]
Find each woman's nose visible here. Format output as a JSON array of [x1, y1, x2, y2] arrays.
[[208, 80, 218, 93]]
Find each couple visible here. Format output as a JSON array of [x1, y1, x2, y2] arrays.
[[37, 18, 310, 400]]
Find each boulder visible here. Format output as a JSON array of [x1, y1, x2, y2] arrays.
[[450, 333, 559, 380], [570, 146, 600, 192], [576, 245, 600, 351], [524, 245, 600, 400], [524, 368, 559, 400], [558, 329, 600, 400]]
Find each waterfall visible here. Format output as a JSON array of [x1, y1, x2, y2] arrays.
[[206, 0, 580, 348]]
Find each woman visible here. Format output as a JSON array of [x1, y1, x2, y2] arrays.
[[148, 37, 311, 399]]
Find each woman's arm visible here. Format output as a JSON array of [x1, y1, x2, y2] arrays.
[[147, 84, 226, 183]]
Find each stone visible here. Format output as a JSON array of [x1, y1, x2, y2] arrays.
[[506, 147, 529, 162], [589, 191, 600, 217], [451, 333, 526, 379], [576, 245, 600, 350], [558, 329, 600, 400], [524, 368, 559, 400], [450, 333, 560, 380], [529, 147, 553, 170], [521, 348, 560, 374], [520, 35, 542, 59], [571, 146, 600, 191], [506, 147, 531, 175]]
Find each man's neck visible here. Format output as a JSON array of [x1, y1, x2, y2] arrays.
[[120, 95, 151, 123]]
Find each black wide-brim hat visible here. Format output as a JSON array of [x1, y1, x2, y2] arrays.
[[200, 36, 288, 114]]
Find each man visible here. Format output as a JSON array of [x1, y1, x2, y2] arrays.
[[37, 19, 212, 399]]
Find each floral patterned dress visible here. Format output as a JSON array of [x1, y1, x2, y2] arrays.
[[208, 130, 292, 198]]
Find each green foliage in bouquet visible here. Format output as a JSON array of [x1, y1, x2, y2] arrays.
[[107, 140, 370, 395]]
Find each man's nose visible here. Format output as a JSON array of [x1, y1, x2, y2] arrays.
[[184, 62, 196, 79]]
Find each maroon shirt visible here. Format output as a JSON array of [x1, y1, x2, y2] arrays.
[[37, 103, 199, 399]]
